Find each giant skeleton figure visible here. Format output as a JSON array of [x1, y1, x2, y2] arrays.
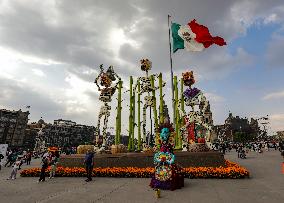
[[94, 64, 121, 146], [134, 59, 165, 147], [179, 71, 213, 149]]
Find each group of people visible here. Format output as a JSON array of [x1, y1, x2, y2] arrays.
[[36, 149, 94, 182], [0, 148, 32, 171], [213, 140, 284, 159], [3, 149, 33, 180], [38, 150, 60, 182], [1, 147, 96, 182]]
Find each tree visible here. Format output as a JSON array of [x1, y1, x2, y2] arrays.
[[233, 132, 256, 143]]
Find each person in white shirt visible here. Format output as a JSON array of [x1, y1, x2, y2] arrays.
[[7, 158, 21, 180]]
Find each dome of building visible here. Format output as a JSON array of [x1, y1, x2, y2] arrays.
[[38, 117, 45, 125]]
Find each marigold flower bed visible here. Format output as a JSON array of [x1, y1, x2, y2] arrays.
[[20, 160, 249, 179]]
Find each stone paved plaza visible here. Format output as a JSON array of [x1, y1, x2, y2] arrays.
[[0, 150, 283, 203]]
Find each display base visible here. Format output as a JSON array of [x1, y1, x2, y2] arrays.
[[58, 151, 225, 168]]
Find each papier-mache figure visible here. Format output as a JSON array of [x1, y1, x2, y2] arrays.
[[179, 70, 213, 151], [94, 64, 121, 146], [134, 59, 165, 147], [150, 120, 184, 190]]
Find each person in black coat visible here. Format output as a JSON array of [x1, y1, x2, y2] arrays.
[[38, 157, 49, 182], [84, 150, 94, 182]]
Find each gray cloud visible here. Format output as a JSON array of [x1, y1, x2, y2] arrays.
[[0, 77, 65, 123]]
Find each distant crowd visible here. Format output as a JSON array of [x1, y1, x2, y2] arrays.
[[213, 140, 284, 159]]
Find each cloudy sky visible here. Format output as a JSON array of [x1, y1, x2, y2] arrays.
[[0, 0, 283, 135]]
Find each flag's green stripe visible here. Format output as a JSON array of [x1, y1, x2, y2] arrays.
[[171, 23, 184, 53]]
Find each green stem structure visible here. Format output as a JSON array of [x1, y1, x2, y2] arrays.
[[150, 75, 158, 142], [128, 76, 133, 151], [115, 80, 122, 145], [118, 81, 123, 144], [137, 81, 141, 150], [174, 76, 180, 149], [159, 73, 164, 124], [132, 89, 136, 151], [179, 78, 185, 147], [180, 78, 185, 114]]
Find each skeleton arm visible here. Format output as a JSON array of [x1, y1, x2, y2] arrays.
[[113, 72, 122, 89], [150, 74, 161, 91], [177, 102, 186, 117], [94, 64, 104, 91], [134, 77, 142, 95]]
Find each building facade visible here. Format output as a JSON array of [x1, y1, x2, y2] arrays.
[[215, 113, 260, 142], [42, 119, 96, 148], [0, 109, 29, 147]]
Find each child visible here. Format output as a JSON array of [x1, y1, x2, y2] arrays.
[[7, 158, 21, 180], [38, 157, 48, 182], [49, 153, 59, 179]]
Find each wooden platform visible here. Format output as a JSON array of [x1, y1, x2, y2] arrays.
[[58, 151, 225, 168]]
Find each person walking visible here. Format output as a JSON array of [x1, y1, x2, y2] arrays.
[[49, 152, 59, 179], [84, 150, 94, 182], [5, 151, 14, 167], [26, 151, 32, 165], [7, 157, 21, 180], [264, 142, 268, 151], [18, 155, 24, 170], [38, 157, 49, 182]]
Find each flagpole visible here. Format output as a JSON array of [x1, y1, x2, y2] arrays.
[[168, 15, 175, 126]]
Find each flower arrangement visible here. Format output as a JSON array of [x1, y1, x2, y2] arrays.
[[48, 147, 59, 152], [183, 160, 250, 179], [140, 58, 152, 71], [183, 87, 200, 100], [182, 71, 195, 86], [20, 160, 249, 179]]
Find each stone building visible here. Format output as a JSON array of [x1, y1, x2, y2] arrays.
[[42, 119, 96, 148], [0, 109, 29, 147], [215, 113, 260, 142]]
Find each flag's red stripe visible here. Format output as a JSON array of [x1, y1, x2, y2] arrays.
[[188, 19, 226, 48]]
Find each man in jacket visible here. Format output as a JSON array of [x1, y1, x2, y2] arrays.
[[84, 150, 94, 182]]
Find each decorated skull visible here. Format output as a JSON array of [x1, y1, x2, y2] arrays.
[[106, 66, 116, 81], [182, 71, 195, 86], [160, 127, 170, 142], [140, 58, 152, 71]]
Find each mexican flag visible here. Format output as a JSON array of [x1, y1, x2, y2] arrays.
[[171, 19, 226, 53]]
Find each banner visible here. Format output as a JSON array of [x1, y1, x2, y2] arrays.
[[0, 144, 8, 165]]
